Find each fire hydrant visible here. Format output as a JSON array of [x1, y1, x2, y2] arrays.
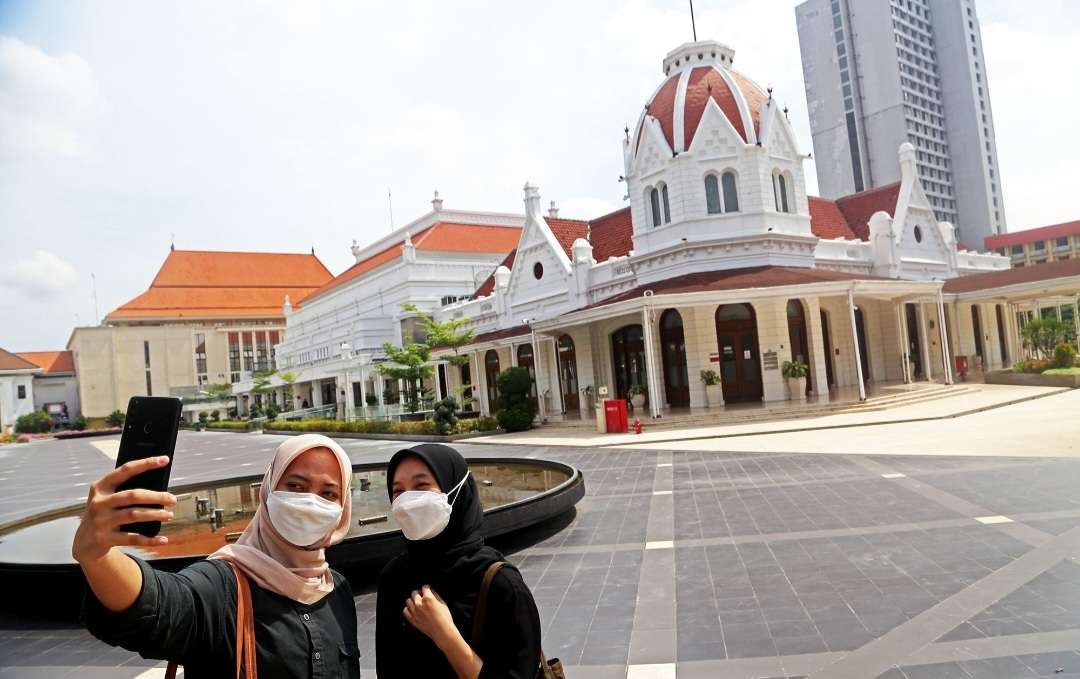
[[632, 418, 643, 435]]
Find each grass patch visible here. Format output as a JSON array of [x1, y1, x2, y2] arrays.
[[1043, 367, 1080, 376]]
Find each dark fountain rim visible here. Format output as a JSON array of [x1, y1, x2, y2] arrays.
[[0, 456, 586, 575]]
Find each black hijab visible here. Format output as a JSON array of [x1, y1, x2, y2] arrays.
[[385, 444, 503, 586]]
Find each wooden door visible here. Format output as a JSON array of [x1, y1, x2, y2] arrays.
[[557, 335, 580, 411], [714, 304, 763, 403], [659, 310, 690, 407]]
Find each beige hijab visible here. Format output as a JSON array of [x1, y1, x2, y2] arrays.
[[210, 434, 353, 604]]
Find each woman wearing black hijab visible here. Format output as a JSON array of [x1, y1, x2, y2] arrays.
[[375, 444, 542, 679]]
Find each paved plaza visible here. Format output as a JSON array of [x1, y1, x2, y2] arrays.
[[2, 428, 1080, 678]]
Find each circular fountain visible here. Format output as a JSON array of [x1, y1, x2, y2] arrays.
[[0, 457, 584, 614]]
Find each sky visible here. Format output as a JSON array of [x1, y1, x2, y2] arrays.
[[2, 0, 1078, 351]]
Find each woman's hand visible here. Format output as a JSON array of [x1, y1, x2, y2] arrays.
[[72, 456, 178, 564], [403, 585, 457, 645]]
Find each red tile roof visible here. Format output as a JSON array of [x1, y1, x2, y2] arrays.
[[107, 249, 333, 322], [640, 73, 680, 153], [545, 217, 590, 258], [0, 348, 41, 372], [984, 220, 1080, 251], [588, 266, 890, 309], [473, 249, 516, 298], [834, 182, 902, 240], [589, 207, 634, 261], [305, 222, 521, 304], [943, 257, 1080, 294], [471, 324, 532, 345], [16, 351, 75, 375], [808, 197, 858, 240]]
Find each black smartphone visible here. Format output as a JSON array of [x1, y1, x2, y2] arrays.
[[114, 396, 183, 537]]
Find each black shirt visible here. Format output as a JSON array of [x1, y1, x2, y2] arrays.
[[375, 556, 542, 679], [84, 556, 361, 679]]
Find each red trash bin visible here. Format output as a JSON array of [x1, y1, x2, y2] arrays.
[[604, 399, 628, 433], [954, 355, 968, 381]]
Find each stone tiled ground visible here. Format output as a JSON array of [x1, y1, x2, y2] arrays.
[[2, 433, 1080, 678]]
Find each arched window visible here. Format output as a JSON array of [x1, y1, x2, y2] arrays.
[[773, 171, 790, 213], [722, 171, 739, 212], [705, 175, 721, 214], [661, 184, 671, 223], [649, 188, 662, 227]]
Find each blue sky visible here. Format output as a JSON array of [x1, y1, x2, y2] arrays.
[[2, 0, 1077, 350]]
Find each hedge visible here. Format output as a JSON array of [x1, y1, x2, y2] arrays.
[[206, 420, 251, 430], [264, 416, 500, 436]]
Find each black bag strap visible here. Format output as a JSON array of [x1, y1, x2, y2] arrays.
[[470, 561, 506, 646]]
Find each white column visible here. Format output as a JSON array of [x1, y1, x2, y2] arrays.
[[937, 292, 954, 385], [641, 306, 662, 418], [918, 302, 932, 381], [895, 303, 911, 384], [530, 330, 546, 423], [358, 368, 368, 414], [343, 370, 354, 420], [847, 289, 866, 401], [1073, 298, 1079, 344], [474, 351, 489, 416], [433, 361, 443, 401]]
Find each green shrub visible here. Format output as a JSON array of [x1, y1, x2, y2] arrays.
[[432, 397, 459, 435], [264, 418, 438, 436], [453, 416, 500, 435], [264, 405, 280, 421], [210, 409, 221, 422], [207, 420, 250, 430], [72, 414, 88, 431], [627, 384, 647, 399], [198, 411, 208, 424], [105, 410, 125, 427], [1012, 359, 1051, 374], [15, 410, 51, 433], [1052, 342, 1078, 369], [781, 361, 809, 379], [495, 367, 535, 432], [700, 369, 720, 386]]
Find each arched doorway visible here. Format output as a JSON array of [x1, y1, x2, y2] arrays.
[[787, 300, 812, 395], [820, 309, 835, 388], [484, 349, 501, 411], [971, 305, 984, 360], [659, 310, 690, 407], [854, 306, 870, 381], [611, 325, 646, 399], [714, 303, 762, 403], [557, 335, 579, 411], [516, 344, 538, 403]]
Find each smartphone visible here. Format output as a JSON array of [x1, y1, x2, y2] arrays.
[[114, 396, 183, 537]]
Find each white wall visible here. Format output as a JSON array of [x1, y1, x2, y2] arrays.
[[0, 374, 36, 431]]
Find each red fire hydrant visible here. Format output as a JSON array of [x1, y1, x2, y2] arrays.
[[632, 418, 643, 434]]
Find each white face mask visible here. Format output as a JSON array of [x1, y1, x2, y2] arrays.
[[266, 491, 343, 547], [391, 471, 471, 541]]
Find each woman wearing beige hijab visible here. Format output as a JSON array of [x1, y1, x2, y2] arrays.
[[75, 434, 361, 678]]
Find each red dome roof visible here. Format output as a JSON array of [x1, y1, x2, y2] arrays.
[[634, 43, 768, 157]]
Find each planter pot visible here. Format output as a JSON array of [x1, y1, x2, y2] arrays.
[[630, 394, 646, 409], [786, 377, 807, 401], [705, 383, 724, 408]]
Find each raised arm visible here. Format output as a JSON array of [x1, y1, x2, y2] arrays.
[[72, 455, 177, 612]]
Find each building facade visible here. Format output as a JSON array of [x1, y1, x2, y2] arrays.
[[0, 349, 40, 433], [68, 248, 332, 419], [796, 0, 1005, 247], [984, 220, 1080, 268], [15, 351, 80, 420]]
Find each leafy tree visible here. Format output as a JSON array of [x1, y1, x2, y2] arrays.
[[1021, 318, 1069, 358], [279, 371, 301, 411], [377, 341, 433, 413], [402, 303, 474, 368], [204, 382, 232, 399], [495, 367, 536, 432]]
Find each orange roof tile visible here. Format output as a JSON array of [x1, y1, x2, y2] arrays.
[[0, 348, 41, 372], [808, 197, 858, 240], [106, 249, 333, 322], [589, 207, 634, 261], [984, 220, 1080, 251], [16, 351, 75, 375], [545, 217, 590, 259], [835, 182, 902, 240], [304, 222, 521, 305], [943, 257, 1080, 294]]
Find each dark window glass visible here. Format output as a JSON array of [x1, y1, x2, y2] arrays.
[[649, 189, 661, 227], [705, 175, 721, 214], [722, 172, 739, 212], [661, 185, 671, 223]]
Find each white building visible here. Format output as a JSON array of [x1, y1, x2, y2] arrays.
[[0, 349, 41, 433], [15, 351, 80, 420], [796, 0, 1006, 246]]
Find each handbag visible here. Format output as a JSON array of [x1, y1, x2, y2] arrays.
[[165, 562, 257, 679], [471, 561, 565, 679]]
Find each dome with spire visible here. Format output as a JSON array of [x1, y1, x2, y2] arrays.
[[633, 40, 769, 156]]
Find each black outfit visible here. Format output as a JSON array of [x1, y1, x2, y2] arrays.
[[376, 444, 542, 679], [84, 556, 361, 679]]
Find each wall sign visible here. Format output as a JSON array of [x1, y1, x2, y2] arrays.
[[762, 350, 779, 370]]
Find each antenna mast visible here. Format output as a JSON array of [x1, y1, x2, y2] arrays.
[[689, 0, 698, 41], [387, 186, 395, 233]]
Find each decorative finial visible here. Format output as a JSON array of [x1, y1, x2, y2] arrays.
[[767, 86, 773, 101], [624, 125, 630, 142]]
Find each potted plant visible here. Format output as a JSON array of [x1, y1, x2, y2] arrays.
[[627, 384, 647, 409], [781, 360, 809, 401], [700, 369, 723, 408], [365, 392, 378, 407]]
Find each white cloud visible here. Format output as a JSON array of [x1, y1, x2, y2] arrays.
[[0, 250, 79, 299], [0, 35, 98, 158]]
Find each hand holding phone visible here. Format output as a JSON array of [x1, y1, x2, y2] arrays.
[[112, 396, 182, 537], [72, 456, 178, 563]]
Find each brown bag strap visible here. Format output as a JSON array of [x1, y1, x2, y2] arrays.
[[229, 562, 258, 679], [470, 561, 506, 647], [165, 563, 256, 679]]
